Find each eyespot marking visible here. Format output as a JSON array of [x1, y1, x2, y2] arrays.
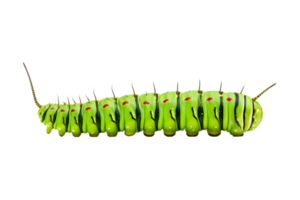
[[206, 97, 213, 101], [71, 109, 75, 112], [60, 109, 65, 112], [143, 101, 150, 105], [226, 98, 233, 101], [50, 108, 54, 110], [163, 99, 169, 103], [103, 104, 109, 108], [184, 97, 191, 101]]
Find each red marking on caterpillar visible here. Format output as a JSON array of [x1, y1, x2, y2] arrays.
[[184, 97, 191, 101], [50, 108, 54, 110], [85, 107, 91, 111], [103, 104, 109, 108], [71, 109, 75, 112], [226, 98, 233, 101], [206, 97, 213, 101], [60, 109, 65, 112], [122, 101, 129, 105], [163, 99, 169, 103], [44, 106, 46, 108], [143, 101, 150, 105]]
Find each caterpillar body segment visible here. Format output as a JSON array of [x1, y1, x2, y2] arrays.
[[158, 91, 181, 136], [99, 97, 120, 137], [69, 103, 82, 137], [203, 91, 222, 136], [139, 93, 160, 137], [242, 95, 253, 132], [82, 100, 100, 137], [54, 104, 69, 136], [248, 101, 263, 132], [180, 91, 202, 136], [223, 93, 245, 136], [41, 104, 59, 134], [38, 104, 50, 123], [118, 94, 140, 136]]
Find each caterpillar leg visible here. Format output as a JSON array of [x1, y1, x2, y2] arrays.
[[207, 131, 221, 137], [186, 132, 198, 137], [57, 132, 66, 137], [45, 129, 52, 135], [144, 131, 154, 137], [125, 132, 136, 136], [89, 133, 99, 137], [164, 131, 176, 137], [107, 133, 118, 137], [231, 133, 244, 137], [72, 132, 81, 137]]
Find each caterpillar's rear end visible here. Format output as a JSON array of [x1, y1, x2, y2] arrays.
[[24, 63, 275, 137], [198, 91, 263, 137]]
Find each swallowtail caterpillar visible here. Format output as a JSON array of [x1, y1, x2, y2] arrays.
[[23, 63, 275, 137]]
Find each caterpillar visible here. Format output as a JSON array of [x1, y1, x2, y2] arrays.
[[23, 63, 276, 137]]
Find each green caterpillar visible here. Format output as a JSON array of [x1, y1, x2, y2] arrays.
[[24, 63, 275, 137]]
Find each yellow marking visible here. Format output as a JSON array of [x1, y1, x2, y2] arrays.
[[144, 131, 155, 136], [164, 131, 176, 136]]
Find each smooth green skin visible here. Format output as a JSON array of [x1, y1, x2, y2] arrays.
[[158, 92, 179, 135], [99, 98, 119, 136], [243, 95, 254, 132], [223, 92, 252, 137], [53, 104, 69, 136], [68, 103, 82, 137], [180, 91, 202, 136], [38, 105, 48, 129], [38, 105, 50, 122], [118, 95, 142, 136], [139, 93, 160, 136], [43, 103, 58, 134], [202, 91, 222, 136], [82, 99, 99, 137], [222, 93, 263, 136], [223, 92, 236, 133], [222, 93, 244, 136], [248, 101, 263, 131]]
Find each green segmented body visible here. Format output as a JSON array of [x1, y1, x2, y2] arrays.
[[140, 93, 158, 136], [24, 63, 274, 137], [37, 90, 263, 137]]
